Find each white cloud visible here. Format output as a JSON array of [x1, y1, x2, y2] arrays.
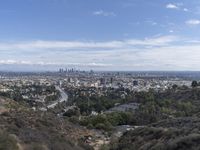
[[0, 60, 56, 65], [0, 60, 112, 68], [166, 3, 188, 12], [0, 35, 178, 52], [125, 36, 178, 46], [166, 3, 178, 9], [93, 10, 116, 17], [3, 36, 200, 70], [186, 19, 200, 25], [145, 20, 157, 26], [186, 40, 200, 44]]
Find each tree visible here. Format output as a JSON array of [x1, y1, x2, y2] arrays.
[[191, 81, 198, 88], [172, 84, 178, 91]]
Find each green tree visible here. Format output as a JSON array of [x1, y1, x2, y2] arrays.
[[191, 81, 198, 88]]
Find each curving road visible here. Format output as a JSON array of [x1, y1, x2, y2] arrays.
[[47, 85, 68, 109]]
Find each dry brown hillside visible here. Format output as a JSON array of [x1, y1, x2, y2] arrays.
[[0, 97, 94, 150]]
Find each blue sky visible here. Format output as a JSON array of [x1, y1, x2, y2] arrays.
[[0, 0, 200, 71]]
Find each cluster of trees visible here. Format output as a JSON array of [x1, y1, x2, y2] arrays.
[[63, 107, 80, 117], [72, 96, 125, 115], [66, 87, 130, 115], [76, 92, 196, 131], [191, 80, 200, 88], [44, 90, 60, 104], [65, 86, 200, 131], [132, 88, 200, 125], [0, 85, 61, 107], [0, 91, 23, 102], [80, 112, 134, 131]]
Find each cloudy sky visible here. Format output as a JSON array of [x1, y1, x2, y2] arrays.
[[0, 0, 200, 71]]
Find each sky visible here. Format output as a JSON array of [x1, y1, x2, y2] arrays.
[[0, 0, 200, 71]]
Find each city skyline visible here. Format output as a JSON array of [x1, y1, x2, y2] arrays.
[[0, 0, 200, 71]]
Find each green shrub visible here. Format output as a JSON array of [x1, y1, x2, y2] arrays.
[[0, 131, 19, 150]]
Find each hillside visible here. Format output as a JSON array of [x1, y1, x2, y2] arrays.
[[110, 117, 200, 150], [0, 97, 93, 150], [105, 87, 200, 150]]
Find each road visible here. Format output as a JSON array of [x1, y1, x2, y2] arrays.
[[47, 85, 68, 109]]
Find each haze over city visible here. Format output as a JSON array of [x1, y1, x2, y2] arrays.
[[0, 0, 200, 71]]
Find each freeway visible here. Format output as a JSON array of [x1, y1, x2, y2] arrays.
[[47, 85, 68, 109]]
